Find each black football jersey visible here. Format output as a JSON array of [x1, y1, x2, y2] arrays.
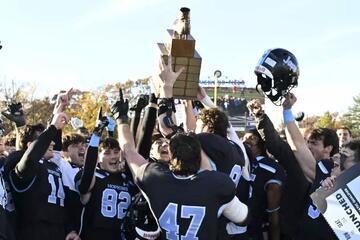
[[136, 162, 236, 240], [58, 161, 83, 234], [296, 159, 337, 240], [76, 167, 138, 240], [197, 134, 246, 238], [247, 156, 285, 235], [10, 159, 65, 224]]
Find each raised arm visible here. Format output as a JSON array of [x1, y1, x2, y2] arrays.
[[130, 95, 148, 141], [15, 113, 68, 182], [112, 88, 148, 180], [76, 108, 108, 196], [136, 93, 158, 159], [283, 93, 316, 182], [156, 56, 184, 138], [181, 100, 197, 132]]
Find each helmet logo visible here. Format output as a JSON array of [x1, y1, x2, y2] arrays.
[[255, 66, 266, 73], [283, 56, 298, 72]]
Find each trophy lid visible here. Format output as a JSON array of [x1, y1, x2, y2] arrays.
[[179, 7, 190, 20]]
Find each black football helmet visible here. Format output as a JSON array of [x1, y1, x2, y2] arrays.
[[254, 48, 299, 105]]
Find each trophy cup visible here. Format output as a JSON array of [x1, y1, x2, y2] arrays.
[[157, 7, 202, 99]]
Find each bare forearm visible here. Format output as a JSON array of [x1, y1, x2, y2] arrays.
[[118, 123, 147, 178], [184, 100, 196, 132], [118, 124, 136, 152], [285, 122, 316, 182], [130, 110, 142, 141]]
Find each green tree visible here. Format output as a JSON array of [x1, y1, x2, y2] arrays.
[[315, 111, 337, 129], [342, 94, 360, 138]]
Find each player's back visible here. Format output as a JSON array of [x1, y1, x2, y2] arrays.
[[136, 162, 236, 240]]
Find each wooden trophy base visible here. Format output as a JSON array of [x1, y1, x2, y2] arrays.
[[158, 43, 202, 99]]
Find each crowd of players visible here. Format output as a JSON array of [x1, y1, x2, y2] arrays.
[[0, 48, 359, 240]]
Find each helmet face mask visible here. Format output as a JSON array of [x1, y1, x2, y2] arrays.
[[255, 48, 299, 105]]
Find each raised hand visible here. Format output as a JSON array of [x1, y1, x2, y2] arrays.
[[321, 176, 336, 190], [247, 99, 263, 117], [111, 88, 129, 123], [282, 92, 297, 110], [54, 88, 81, 113], [158, 56, 185, 88], [93, 107, 109, 136], [129, 94, 148, 112], [51, 112, 69, 130], [1, 102, 26, 127]]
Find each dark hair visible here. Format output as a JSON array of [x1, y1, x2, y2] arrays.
[[309, 128, 339, 156], [100, 137, 120, 151], [19, 124, 46, 150], [62, 133, 86, 151], [337, 126, 352, 137], [198, 108, 229, 138], [169, 133, 201, 175], [344, 140, 360, 164], [77, 127, 89, 136], [245, 128, 267, 156]]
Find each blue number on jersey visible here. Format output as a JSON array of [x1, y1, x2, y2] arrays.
[[159, 203, 205, 240], [229, 164, 242, 187]]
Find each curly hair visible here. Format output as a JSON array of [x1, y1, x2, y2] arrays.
[[100, 137, 120, 151], [169, 133, 201, 175], [62, 133, 86, 151], [198, 108, 229, 138], [19, 123, 46, 150], [309, 128, 339, 157]]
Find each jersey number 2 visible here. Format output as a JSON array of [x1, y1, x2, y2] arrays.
[[159, 203, 205, 240]]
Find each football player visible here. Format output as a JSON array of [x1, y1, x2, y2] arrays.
[[113, 54, 248, 239], [8, 113, 68, 240], [75, 109, 138, 240]]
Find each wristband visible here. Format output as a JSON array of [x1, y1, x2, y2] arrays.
[[89, 134, 100, 147], [158, 98, 174, 116], [283, 109, 295, 124]]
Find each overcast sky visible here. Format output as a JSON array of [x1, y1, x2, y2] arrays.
[[1, 0, 359, 125]]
